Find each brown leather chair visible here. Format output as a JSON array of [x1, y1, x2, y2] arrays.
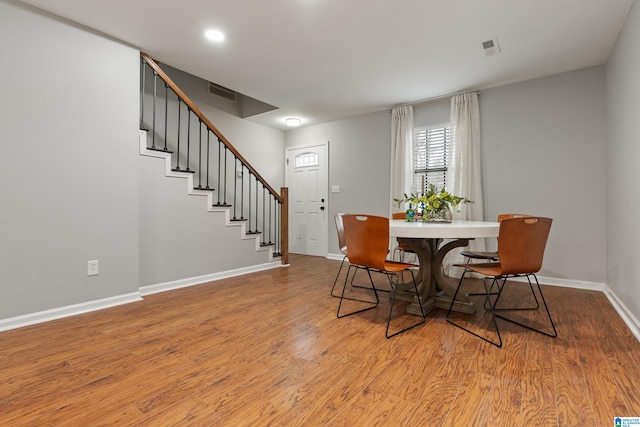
[[332, 213, 390, 298], [460, 213, 533, 302], [337, 214, 426, 338], [460, 213, 532, 262], [447, 216, 557, 347]]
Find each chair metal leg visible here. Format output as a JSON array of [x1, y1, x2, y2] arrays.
[[495, 274, 557, 338], [330, 255, 347, 297], [336, 266, 380, 318], [385, 270, 426, 338], [492, 274, 540, 311], [446, 271, 503, 347], [463, 261, 500, 309], [332, 257, 375, 298]]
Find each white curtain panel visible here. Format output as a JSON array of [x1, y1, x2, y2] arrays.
[[446, 92, 486, 274], [389, 106, 415, 262], [390, 105, 414, 214]]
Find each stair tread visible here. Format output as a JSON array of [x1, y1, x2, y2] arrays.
[[148, 147, 173, 154], [171, 168, 196, 174]]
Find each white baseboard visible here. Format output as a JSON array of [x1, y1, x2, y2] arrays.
[[510, 274, 606, 292], [0, 262, 287, 333], [140, 261, 286, 296], [0, 292, 143, 333], [604, 286, 640, 343], [327, 252, 343, 261]]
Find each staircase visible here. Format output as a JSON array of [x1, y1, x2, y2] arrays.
[[139, 53, 288, 264]]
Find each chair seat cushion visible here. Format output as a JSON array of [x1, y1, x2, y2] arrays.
[[454, 262, 503, 277], [460, 250, 498, 260], [382, 260, 415, 273]]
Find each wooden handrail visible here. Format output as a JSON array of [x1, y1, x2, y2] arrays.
[[141, 53, 283, 204]]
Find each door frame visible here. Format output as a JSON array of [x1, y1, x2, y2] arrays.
[[285, 141, 329, 256]]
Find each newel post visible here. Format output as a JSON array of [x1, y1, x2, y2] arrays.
[[280, 187, 289, 265]]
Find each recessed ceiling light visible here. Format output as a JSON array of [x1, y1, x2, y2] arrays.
[[286, 118, 301, 127], [205, 29, 225, 42]]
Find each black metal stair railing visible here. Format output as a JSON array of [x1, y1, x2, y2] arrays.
[[139, 53, 288, 262]]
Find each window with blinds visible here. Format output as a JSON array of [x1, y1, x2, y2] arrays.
[[413, 126, 451, 194]]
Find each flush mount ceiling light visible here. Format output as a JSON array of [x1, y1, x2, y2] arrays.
[[205, 29, 225, 42], [286, 118, 301, 127]]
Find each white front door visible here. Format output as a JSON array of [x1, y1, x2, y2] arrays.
[[286, 142, 328, 256]]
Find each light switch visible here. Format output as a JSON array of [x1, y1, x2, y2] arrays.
[[331, 185, 341, 193]]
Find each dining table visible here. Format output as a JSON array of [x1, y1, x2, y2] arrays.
[[389, 219, 500, 315]]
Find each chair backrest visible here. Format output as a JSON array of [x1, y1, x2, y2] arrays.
[[342, 214, 389, 270], [497, 217, 552, 275], [393, 212, 421, 220], [334, 213, 347, 255], [497, 213, 531, 222]]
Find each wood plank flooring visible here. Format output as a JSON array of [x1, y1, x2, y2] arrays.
[[1, 254, 639, 426]]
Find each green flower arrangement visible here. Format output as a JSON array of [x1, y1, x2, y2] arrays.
[[394, 184, 473, 222]]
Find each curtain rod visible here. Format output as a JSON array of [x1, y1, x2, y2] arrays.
[[394, 90, 480, 109]]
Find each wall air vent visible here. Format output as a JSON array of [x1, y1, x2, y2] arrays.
[[482, 37, 501, 56], [208, 82, 237, 102]]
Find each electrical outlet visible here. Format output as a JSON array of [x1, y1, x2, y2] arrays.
[[87, 260, 99, 277]]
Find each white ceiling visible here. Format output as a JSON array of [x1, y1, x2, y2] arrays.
[[21, 0, 634, 130]]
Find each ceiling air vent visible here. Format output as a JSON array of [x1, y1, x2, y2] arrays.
[[208, 82, 237, 102], [482, 37, 501, 56]]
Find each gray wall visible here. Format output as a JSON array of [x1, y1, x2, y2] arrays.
[[286, 67, 608, 286], [606, 0, 640, 321], [0, 0, 286, 322], [138, 64, 285, 287], [0, 0, 140, 318], [285, 111, 392, 255], [138, 155, 276, 286], [480, 66, 607, 283]]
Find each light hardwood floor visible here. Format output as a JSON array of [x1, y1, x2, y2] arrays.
[[1, 254, 639, 426]]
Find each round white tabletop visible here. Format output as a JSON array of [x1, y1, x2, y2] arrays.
[[389, 220, 499, 240]]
